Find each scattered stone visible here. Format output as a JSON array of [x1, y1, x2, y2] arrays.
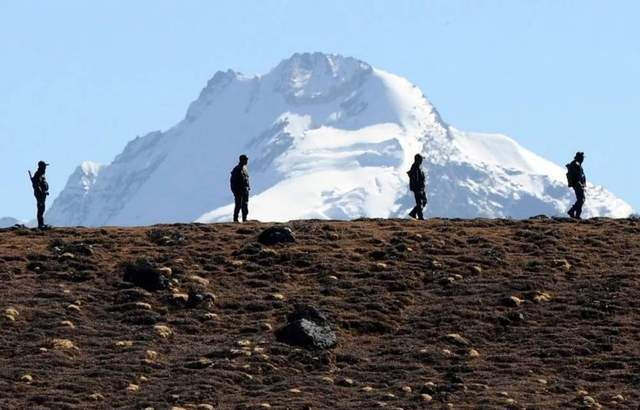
[[536, 378, 547, 385], [361, 386, 374, 392], [445, 333, 471, 347], [21, 374, 33, 383], [60, 320, 75, 329], [611, 394, 625, 402], [289, 388, 302, 394], [66, 304, 81, 312], [503, 296, 524, 307], [89, 393, 105, 401], [553, 259, 572, 272], [154, 325, 173, 338], [471, 265, 483, 274], [116, 340, 134, 349], [127, 383, 140, 392], [533, 292, 552, 303], [275, 304, 337, 350], [171, 293, 190, 304], [582, 395, 601, 409], [185, 357, 213, 369], [122, 258, 170, 291], [260, 322, 273, 331], [421, 394, 433, 402], [337, 377, 355, 387], [321, 376, 334, 384], [257, 404, 271, 409], [60, 252, 75, 260], [202, 313, 219, 321], [468, 348, 480, 359], [52, 338, 78, 351], [197, 405, 215, 410], [188, 275, 210, 287], [145, 350, 159, 362], [5, 307, 19, 321], [270, 293, 285, 301], [257, 226, 295, 245], [577, 389, 589, 396], [401, 385, 412, 393]]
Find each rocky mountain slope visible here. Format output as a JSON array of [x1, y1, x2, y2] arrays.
[[1, 218, 639, 408], [46, 53, 631, 226]]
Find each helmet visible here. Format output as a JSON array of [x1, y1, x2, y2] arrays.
[[239, 154, 248, 163], [414, 153, 423, 162], [575, 151, 585, 160], [38, 161, 49, 168]]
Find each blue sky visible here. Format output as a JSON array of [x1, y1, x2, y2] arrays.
[[1, 0, 638, 220]]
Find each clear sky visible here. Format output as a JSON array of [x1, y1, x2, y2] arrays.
[[1, 0, 638, 220]]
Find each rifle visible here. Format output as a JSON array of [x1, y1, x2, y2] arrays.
[[28, 170, 33, 182]]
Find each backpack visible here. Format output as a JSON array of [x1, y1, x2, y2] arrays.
[[565, 163, 576, 188]]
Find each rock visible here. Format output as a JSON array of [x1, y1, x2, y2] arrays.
[[321, 376, 334, 384], [470, 265, 483, 274], [270, 293, 285, 301], [582, 395, 601, 409], [260, 322, 273, 331], [533, 292, 552, 303], [154, 325, 173, 338], [60, 252, 75, 260], [115, 340, 134, 348], [401, 386, 412, 393], [611, 394, 625, 402], [197, 405, 215, 410], [202, 313, 219, 321], [185, 358, 213, 369], [21, 374, 33, 383], [257, 226, 296, 246], [289, 388, 302, 393], [127, 383, 140, 392], [89, 393, 105, 401], [275, 304, 337, 350], [171, 293, 190, 304], [361, 386, 374, 392], [421, 394, 433, 402], [258, 404, 271, 409], [5, 307, 19, 320], [468, 348, 480, 358], [60, 320, 75, 329], [337, 377, 355, 387], [52, 338, 78, 350], [66, 304, 81, 312], [122, 258, 170, 291], [553, 259, 572, 272], [503, 296, 524, 307], [145, 350, 159, 362], [445, 333, 471, 347], [188, 275, 210, 287], [536, 378, 547, 385]]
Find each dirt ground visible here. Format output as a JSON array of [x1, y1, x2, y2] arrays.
[[1, 218, 639, 409]]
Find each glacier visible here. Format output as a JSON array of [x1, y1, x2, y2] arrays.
[[46, 52, 632, 226]]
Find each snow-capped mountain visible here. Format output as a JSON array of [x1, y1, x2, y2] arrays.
[[47, 52, 632, 226], [0, 217, 21, 228]]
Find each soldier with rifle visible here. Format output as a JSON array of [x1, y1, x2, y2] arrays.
[[29, 161, 50, 229]]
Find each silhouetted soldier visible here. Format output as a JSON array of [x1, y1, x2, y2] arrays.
[[407, 153, 427, 220], [230, 154, 250, 223], [29, 161, 50, 229], [566, 151, 586, 219]]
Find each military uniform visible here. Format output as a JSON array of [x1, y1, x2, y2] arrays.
[[407, 156, 427, 220], [31, 162, 49, 228], [230, 158, 250, 222], [566, 153, 586, 219]]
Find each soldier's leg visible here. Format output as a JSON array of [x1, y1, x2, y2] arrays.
[[233, 194, 241, 222], [241, 192, 249, 222], [416, 191, 425, 220], [575, 186, 585, 219], [37, 198, 45, 228]]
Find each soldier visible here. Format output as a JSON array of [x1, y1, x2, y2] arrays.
[[29, 161, 50, 229], [566, 151, 586, 219], [407, 153, 427, 220], [230, 154, 250, 223]]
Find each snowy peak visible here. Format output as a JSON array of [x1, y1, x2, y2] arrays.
[[47, 53, 632, 226], [271, 52, 373, 103]]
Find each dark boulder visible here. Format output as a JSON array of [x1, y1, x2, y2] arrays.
[[257, 226, 295, 246], [122, 258, 169, 291], [276, 304, 336, 350]]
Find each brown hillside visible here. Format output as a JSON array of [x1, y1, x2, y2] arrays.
[[1, 218, 639, 409]]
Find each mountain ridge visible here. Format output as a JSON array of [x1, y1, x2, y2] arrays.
[[47, 52, 632, 226]]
